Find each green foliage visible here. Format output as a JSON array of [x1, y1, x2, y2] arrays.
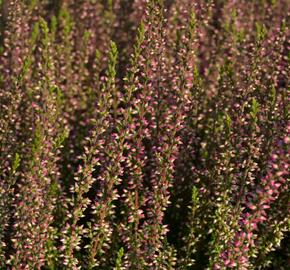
[[255, 22, 267, 43], [250, 98, 260, 122], [114, 247, 124, 270]]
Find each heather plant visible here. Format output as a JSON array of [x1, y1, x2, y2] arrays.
[[0, 0, 289, 269]]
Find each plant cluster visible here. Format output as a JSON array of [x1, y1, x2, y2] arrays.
[[0, 0, 289, 269]]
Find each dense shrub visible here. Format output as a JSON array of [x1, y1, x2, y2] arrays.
[[0, 0, 289, 269]]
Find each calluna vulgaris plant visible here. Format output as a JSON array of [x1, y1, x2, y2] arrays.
[[0, 0, 289, 269]]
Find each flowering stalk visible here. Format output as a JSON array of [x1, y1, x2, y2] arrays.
[[217, 131, 289, 269], [60, 40, 119, 269], [8, 17, 64, 269], [0, 1, 31, 256]]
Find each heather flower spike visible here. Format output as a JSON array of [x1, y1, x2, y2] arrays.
[[0, 1, 288, 269]]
